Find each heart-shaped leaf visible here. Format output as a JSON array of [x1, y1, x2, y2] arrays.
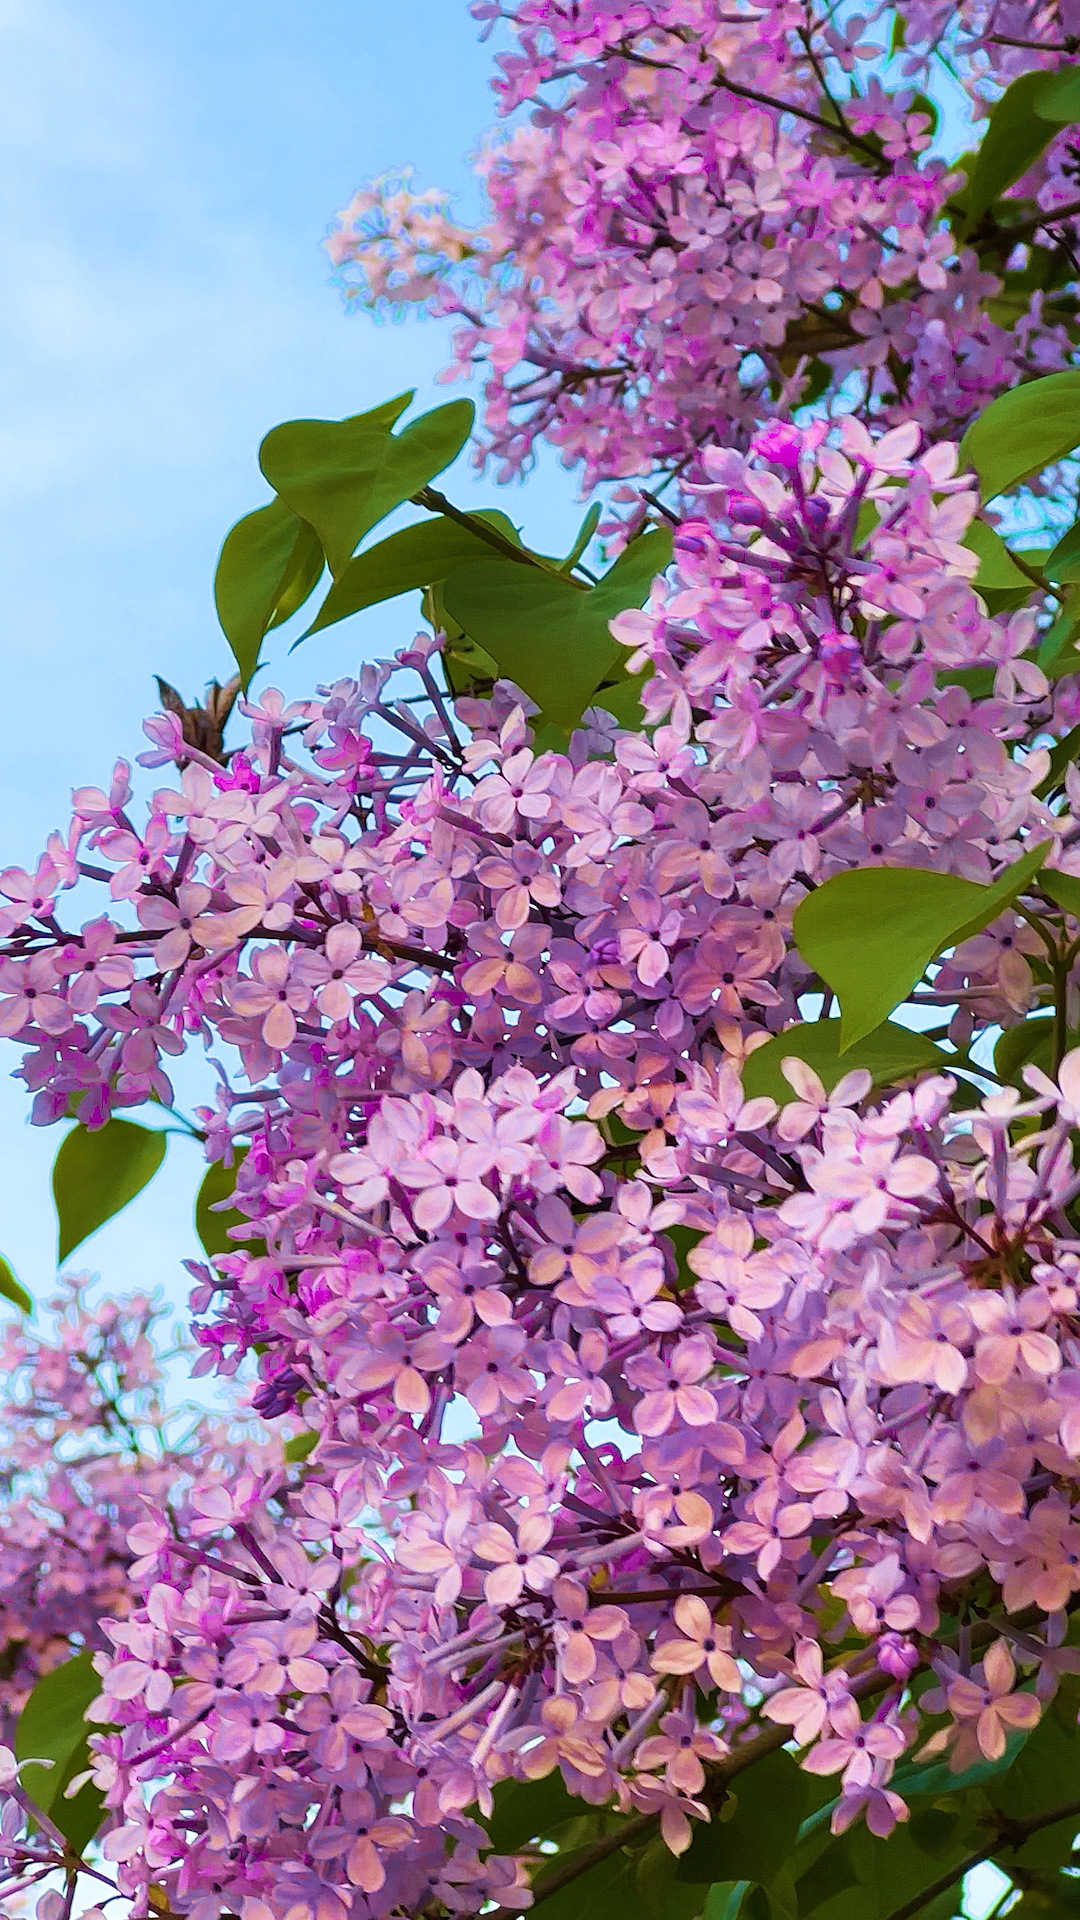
[[259, 398, 475, 577], [739, 1019, 953, 1105], [960, 371, 1080, 503], [793, 842, 1049, 1050], [52, 1118, 167, 1264], [441, 528, 671, 731], [215, 499, 323, 687], [303, 511, 529, 638]]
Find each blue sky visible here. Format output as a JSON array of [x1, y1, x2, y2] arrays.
[[0, 0, 583, 1317]]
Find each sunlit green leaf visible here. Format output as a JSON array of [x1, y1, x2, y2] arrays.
[[303, 512, 529, 638], [963, 69, 1059, 230], [561, 502, 602, 572], [792, 843, 1050, 1051], [1039, 590, 1080, 676], [739, 1019, 953, 1104], [441, 528, 671, 732], [259, 397, 475, 577], [703, 1887, 748, 1920], [960, 370, 1080, 502], [53, 1119, 168, 1264], [214, 499, 324, 689], [964, 518, 1035, 590]]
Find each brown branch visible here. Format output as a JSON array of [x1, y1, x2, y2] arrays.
[[513, 1813, 656, 1909], [880, 1794, 1080, 1920], [512, 1602, 1062, 1915], [974, 195, 1080, 245], [986, 33, 1080, 51], [713, 72, 885, 162]]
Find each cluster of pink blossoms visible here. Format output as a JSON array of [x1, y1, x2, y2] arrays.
[[0, 1281, 268, 1745], [328, 2, 1080, 486], [3, 416, 1080, 1917]]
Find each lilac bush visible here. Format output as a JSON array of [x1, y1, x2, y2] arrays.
[[6, 8, 1080, 1920]]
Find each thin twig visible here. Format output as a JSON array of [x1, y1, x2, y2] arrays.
[[880, 1793, 1080, 1920]]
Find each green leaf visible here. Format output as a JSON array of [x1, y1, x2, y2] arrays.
[[811, 1815, 975, 1920], [1039, 590, 1080, 675], [792, 843, 1050, 1051], [214, 499, 323, 689], [259, 397, 475, 578], [487, 1772, 593, 1854], [636, 1836, 709, 1920], [986, 1697, 1080, 1822], [562, 502, 602, 572], [760, 1868, 797, 1920], [739, 1018, 954, 1104], [589, 673, 652, 730], [16, 1650, 106, 1855], [661, 1223, 706, 1292], [531, 1844, 650, 1920], [950, 840, 1053, 942], [793, 1832, 861, 1915], [53, 1119, 168, 1264], [1045, 521, 1080, 584], [963, 69, 1059, 230], [964, 518, 1035, 590], [960, 370, 1080, 502], [283, 1428, 319, 1464], [441, 528, 672, 732], [1035, 67, 1080, 123], [0, 1254, 31, 1315], [1041, 868, 1080, 917], [195, 1150, 257, 1258], [303, 513, 528, 638], [887, 1729, 1030, 1808], [703, 1887, 748, 1920], [937, 666, 998, 699], [995, 1013, 1054, 1088], [676, 1753, 810, 1887]]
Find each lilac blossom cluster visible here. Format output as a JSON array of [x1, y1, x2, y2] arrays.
[[0, 1281, 269, 1746], [2, 417, 1080, 1918], [327, 2, 1080, 487]]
